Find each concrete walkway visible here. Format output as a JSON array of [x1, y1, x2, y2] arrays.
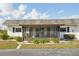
[[0, 48, 79, 56], [16, 42, 23, 49]]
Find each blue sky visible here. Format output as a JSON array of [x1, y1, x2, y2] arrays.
[[0, 3, 79, 20], [11, 3, 79, 18], [27, 3, 79, 18]]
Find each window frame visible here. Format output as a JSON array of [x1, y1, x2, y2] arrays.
[[12, 27, 22, 32], [60, 27, 66, 32]]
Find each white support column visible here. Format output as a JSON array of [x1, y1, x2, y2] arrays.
[[44, 28, 47, 37], [28, 27, 30, 35], [26, 27, 29, 37], [66, 26, 68, 33], [32, 27, 36, 38]]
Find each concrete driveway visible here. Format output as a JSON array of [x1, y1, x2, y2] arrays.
[[0, 48, 79, 56]]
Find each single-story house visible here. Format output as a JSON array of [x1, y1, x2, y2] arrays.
[[3, 19, 79, 41]]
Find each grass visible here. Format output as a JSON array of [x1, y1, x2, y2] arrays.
[[0, 30, 18, 49], [21, 40, 79, 49], [0, 41, 18, 49]]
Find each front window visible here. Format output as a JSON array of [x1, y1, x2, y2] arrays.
[[60, 27, 70, 32], [13, 27, 21, 32], [60, 28, 66, 32], [16, 28, 21, 32]]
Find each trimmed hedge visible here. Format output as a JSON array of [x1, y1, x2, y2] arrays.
[[52, 38, 60, 43], [32, 38, 50, 44], [15, 37, 23, 42], [64, 34, 75, 40]]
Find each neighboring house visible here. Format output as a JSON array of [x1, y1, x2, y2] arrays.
[[3, 19, 79, 41]]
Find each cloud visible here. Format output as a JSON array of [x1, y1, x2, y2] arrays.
[[0, 4, 26, 19], [0, 4, 13, 16], [0, 4, 49, 20], [60, 15, 79, 19], [40, 12, 49, 19], [23, 8, 39, 19], [28, 8, 39, 19], [68, 15, 79, 19], [57, 10, 64, 15], [23, 8, 49, 19], [12, 4, 26, 19], [19, 4, 27, 14]]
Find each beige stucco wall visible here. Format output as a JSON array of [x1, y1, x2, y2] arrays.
[[7, 26, 22, 37], [59, 25, 79, 39]]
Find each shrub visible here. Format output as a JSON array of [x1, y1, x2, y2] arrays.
[[8, 36, 14, 39], [0, 33, 9, 40], [52, 38, 60, 43], [32, 38, 50, 44], [39, 39, 50, 44], [32, 39, 40, 44], [64, 34, 75, 40], [15, 37, 23, 42]]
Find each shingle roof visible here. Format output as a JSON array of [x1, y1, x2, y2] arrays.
[[3, 19, 79, 26]]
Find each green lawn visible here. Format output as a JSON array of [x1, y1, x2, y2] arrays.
[[0, 39, 79, 49], [0, 30, 18, 49], [21, 40, 79, 49], [0, 41, 18, 49]]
